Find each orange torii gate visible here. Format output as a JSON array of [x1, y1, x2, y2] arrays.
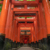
[[0, 0, 50, 50]]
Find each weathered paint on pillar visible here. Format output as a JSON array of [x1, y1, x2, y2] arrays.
[[12, 19, 17, 42], [42, 0, 50, 36], [34, 18, 39, 42], [39, 3, 47, 38], [38, 5, 43, 40], [0, 0, 9, 34], [33, 25, 36, 43], [8, 4, 14, 40], [31, 26, 34, 42], [15, 20, 18, 43], [18, 26, 20, 42], [5, 3, 11, 38]]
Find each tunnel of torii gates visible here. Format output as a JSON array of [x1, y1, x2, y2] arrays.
[[0, 0, 50, 50]]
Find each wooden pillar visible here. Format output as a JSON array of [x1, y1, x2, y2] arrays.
[[38, 6, 43, 40], [39, 3, 47, 39], [15, 20, 18, 43], [33, 25, 36, 43], [5, 3, 11, 39], [0, 0, 10, 34], [34, 17, 39, 42], [42, 0, 50, 36], [18, 26, 20, 42], [31, 26, 34, 42], [8, 4, 14, 40], [0, 0, 10, 49]]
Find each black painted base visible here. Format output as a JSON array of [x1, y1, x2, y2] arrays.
[[47, 36, 50, 50], [20, 43, 23, 46], [0, 35, 5, 50], [33, 43, 38, 48], [11, 41, 17, 48], [36, 41, 39, 48], [31, 42, 34, 47], [41, 38, 49, 50], [17, 42, 20, 47], [3, 38, 11, 50], [16, 43, 18, 47], [28, 43, 31, 46], [47, 36, 50, 45], [43, 38, 47, 44], [39, 40, 43, 49]]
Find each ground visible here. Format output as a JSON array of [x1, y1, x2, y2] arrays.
[[10, 44, 42, 50]]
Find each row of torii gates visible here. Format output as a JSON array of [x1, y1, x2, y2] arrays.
[[0, 0, 50, 50]]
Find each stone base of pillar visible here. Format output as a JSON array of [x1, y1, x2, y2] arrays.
[[0, 35, 5, 50], [3, 38, 11, 50], [11, 41, 17, 48]]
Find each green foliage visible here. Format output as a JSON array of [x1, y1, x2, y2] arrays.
[[27, 0, 35, 1], [27, 17, 32, 18], [0, 4, 2, 12], [0, 0, 1, 1], [18, 0, 23, 1], [19, 17, 25, 18]]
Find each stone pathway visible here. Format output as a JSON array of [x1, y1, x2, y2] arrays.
[[9, 44, 42, 50], [17, 44, 34, 50]]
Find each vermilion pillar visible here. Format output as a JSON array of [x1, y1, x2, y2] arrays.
[[42, 1, 50, 47], [0, 0, 9, 49], [15, 20, 18, 43], [33, 25, 36, 43], [8, 4, 14, 40], [34, 18, 39, 42], [31, 26, 34, 42], [39, 3, 47, 39], [42, 0, 50, 36], [12, 19, 17, 48], [4, 3, 12, 49], [38, 6, 43, 40], [11, 20, 17, 48], [18, 26, 20, 42], [12, 19, 17, 42], [5, 3, 11, 39], [31, 26, 35, 47], [0, 0, 10, 34], [13, 19, 16, 42]]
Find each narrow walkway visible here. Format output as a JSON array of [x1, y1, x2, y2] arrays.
[[11, 44, 42, 50], [17, 44, 34, 50]]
